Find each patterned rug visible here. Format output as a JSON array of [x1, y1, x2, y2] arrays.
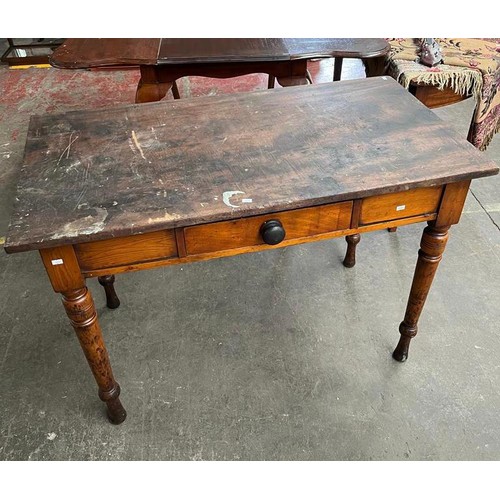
[[385, 38, 500, 150]]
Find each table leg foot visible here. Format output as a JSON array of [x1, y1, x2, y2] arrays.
[[388, 227, 397, 233], [343, 233, 360, 268], [62, 287, 126, 424], [99, 383, 127, 425], [393, 222, 450, 362], [98, 274, 120, 309], [393, 324, 417, 362], [268, 75, 276, 89]]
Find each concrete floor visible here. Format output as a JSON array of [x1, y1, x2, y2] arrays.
[[0, 53, 499, 460]]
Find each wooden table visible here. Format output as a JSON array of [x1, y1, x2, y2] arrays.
[[50, 38, 390, 102], [4, 78, 498, 424]]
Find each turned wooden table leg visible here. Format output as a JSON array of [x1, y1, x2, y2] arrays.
[[98, 275, 120, 309], [62, 287, 127, 424], [393, 222, 450, 362], [343, 233, 361, 268]]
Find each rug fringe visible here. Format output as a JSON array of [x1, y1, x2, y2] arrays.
[[388, 60, 483, 100]]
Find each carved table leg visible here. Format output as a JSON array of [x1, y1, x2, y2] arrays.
[[393, 223, 450, 362], [62, 287, 127, 424], [343, 233, 361, 268], [98, 275, 120, 309]]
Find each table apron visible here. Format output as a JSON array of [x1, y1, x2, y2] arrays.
[[66, 183, 456, 278], [140, 59, 309, 82]]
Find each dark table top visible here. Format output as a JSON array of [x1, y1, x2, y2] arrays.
[[50, 38, 391, 68], [5, 77, 498, 253]]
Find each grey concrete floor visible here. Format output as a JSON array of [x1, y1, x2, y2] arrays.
[[0, 59, 499, 460]]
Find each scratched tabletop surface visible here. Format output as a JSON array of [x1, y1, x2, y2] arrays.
[[4, 77, 498, 253]]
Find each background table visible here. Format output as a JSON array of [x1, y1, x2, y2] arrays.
[[50, 38, 390, 102]]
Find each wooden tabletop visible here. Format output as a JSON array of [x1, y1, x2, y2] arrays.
[[50, 38, 390, 68], [5, 77, 498, 253]]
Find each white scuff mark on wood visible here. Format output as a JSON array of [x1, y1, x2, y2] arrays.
[[222, 191, 245, 208], [131, 130, 147, 161], [53, 207, 108, 239], [51, 259, 64, 266], [147, 212, 176, 224], [242, 198, 253, 203], [57, 132, 78, 165]]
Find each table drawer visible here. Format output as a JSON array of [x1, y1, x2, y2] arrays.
[[75, 230, 177, 271], [360, 186, 443, 225], [184, 201, 353, 256]]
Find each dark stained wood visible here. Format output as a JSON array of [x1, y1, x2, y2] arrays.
[[158, 38, 288, 63], [333, 57, 343, 81], [50, 38, 161, 68], [343, 234, 361, 268], [62, 286, 126, 423], [50, 38, 391, 104], [136, 59, 312, 103], [393, 222, 450, 362], [284, 38, 390, 60], [5, 78, 498, 255], [98, 275, 121, 309], [51, 38, 390, 69]]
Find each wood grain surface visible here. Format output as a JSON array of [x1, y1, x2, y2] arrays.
[[4, 77, 498, 253], [158, 38, 288, 63], [284, 38, 390, 59], [50, 38, 161, 68], [184, 201, 352, 255], [50, 38, 389, 69]]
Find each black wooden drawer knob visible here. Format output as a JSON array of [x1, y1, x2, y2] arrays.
[[260, 220, 286, 245]]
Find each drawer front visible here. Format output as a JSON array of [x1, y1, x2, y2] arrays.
[[184, 201, 353, 255], [75, 230, 177, 270], [360, 186, 443, 225]]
